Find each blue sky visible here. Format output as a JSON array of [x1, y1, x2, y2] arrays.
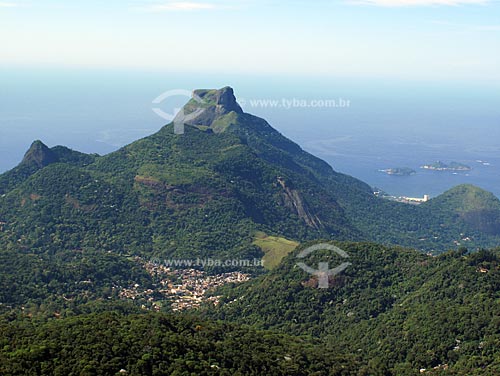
[[1, 0, 499, 82]]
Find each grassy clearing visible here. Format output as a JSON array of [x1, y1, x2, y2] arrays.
[[253, 232, 299, 270]]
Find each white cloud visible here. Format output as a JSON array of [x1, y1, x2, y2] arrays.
[[144, 1, 217, 11], [0, 1, 20, 7], [348, 0, 489, 6]]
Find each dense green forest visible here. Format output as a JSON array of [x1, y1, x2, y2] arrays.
[[0, 242, 498, 375], [0, 310, 363, 376], [204, 241, 500, 375]]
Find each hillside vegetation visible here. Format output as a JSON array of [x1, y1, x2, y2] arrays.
[[205, 241, 500, 374]]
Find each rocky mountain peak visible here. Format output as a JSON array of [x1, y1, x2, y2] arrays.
[[174, 86, 243, 131], [21, 140, 58, 168], [196, 87, 243, 113]]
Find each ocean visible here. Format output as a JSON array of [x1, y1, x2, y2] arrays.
[[1, 68, 499, 198]]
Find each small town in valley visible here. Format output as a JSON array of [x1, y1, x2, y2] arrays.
[[118, 257, 251, 311]]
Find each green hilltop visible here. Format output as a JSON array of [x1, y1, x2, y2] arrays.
[[422, 184, 500, 236]]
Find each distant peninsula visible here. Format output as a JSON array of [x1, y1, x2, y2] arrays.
[[421, 161, 472, 171], [379, 167, 416, 176]]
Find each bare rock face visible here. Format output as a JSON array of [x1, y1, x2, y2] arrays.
[[21, 140, 58, 168], [206, 86, 243, 115], [174, 87, 243, 130], [277, 177, 322, 230]]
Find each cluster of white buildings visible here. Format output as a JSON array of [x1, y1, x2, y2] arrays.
[[119, 257, 250, 311]]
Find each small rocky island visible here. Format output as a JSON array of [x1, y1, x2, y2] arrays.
[[379, 167, 416, 176], [421, 161, 471, 171]]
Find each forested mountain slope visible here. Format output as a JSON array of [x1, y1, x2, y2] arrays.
[[1, 87, 499, 267], [205, 241, 500, 375]]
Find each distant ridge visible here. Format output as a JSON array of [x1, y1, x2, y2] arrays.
[[0, 141, 96, 195], [424, 184, 500, 235]]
